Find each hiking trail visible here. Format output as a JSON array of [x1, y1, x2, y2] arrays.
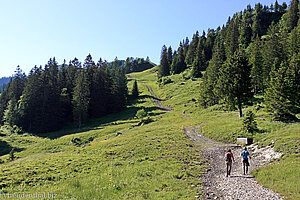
[[128, 75, 173, 112], [185, 126, 283, 200]]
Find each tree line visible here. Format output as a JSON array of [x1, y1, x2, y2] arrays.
[[0, 55, 128, 133], [124, 57, 155, 74], [159, 0, 299, 121]]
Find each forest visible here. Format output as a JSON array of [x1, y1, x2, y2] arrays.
[[0, 55, 131, 133], [158, 0, 299, 121]]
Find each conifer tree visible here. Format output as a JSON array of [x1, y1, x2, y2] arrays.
[[265, 57, 300, 121], [0, 66, 26, 125], [225, 17, 239, 58], [158, 45, 170, 78], [185, 31, 199, 65], [252, 3, 263, 38], [183, 37, 190, 58], [146, 56, 150, 63], [249, 36, 264, 94], [199, 37, 225, 107], [42, 58, 62, 132], [191, 53, 205, 78], [205, 29, 216, 61], [111, 67, 128, 112], [3, 98, 19, 126], [132, 80, 139, 98], [274, 0, 279, 12], [262, 22, 284, 89], [167, 46, 173, 67], [239, 12, 252, 47], [171, 43, 185, 74], [18, 66, 44, 132], [72, 69, 90, 128], [217, 49, 252, 117], [286, 0, 299, 31]]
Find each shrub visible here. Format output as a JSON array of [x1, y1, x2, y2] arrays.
[[242, 111, 258, 133], [161, 77, 172, 85], [136, 108, 148, 119]]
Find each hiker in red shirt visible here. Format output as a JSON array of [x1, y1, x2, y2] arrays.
[[224, 149, 235, 177]]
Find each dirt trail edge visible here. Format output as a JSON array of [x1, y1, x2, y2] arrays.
[[185, 126, 283, 200]]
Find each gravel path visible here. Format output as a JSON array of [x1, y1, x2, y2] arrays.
[[185, 126, 283, 200]]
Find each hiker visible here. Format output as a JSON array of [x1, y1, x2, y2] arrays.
[[241, 147, 251, 175], [224, 149, 234, 177]]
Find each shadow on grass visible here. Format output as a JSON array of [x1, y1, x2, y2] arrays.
[[139, 94, 164, 101], [34, 97, 165, 139], [0, 140, 24, 156]]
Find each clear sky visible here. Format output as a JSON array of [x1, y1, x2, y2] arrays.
[[0, 0, 282, 77]]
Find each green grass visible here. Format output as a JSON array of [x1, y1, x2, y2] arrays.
[[0, 66, 299, 199], [131, 68, 300, 199], [0, 67, 206, 199], [252, 154, 300, 200]]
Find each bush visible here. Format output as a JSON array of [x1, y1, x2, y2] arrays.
[[161, 77, 172, 85], [242, 111, 258, 133], [136, 108, 148, 119]]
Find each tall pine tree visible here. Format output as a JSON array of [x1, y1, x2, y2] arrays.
[[217, 49, 252, 117], [265, 57, 300, 121], [72, 69, 90, 128], [158, 45, 170, 78]]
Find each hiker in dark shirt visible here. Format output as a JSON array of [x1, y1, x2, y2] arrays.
[[241, 147, 251, 175], [224, 149, 234, 177]]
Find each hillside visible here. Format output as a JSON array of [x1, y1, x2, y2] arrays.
[[0, 66, 298, 199], [0, 1, 299, 199]]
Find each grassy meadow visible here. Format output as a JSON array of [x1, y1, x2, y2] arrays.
[[0, 66, 299, 199]]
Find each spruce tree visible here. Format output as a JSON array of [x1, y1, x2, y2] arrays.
[[18, 66, 44, 132], [252, 3, 263, 39], [286, 0, 299, 31], [265, 57, 300, 121], [191, 53, 205, 78], [167, 46, 173, 67], [183, 37, 190, 58], [249, 36, 264, 94], [132, 80, 139, 98], [158, 45, 170, 78], [217, 49, 252, 117], [262, 22, 284, 89], [185, 31, 199, 65], [0, 66, 26, 125], [205, 29, 216, 61], [225, 17, 239, 58], [274, 0, 279, 12], [72, 69, 90, 128], [199, 36, 225, 107], [171, 42, 185, 74], [239, 12, 252, 47]]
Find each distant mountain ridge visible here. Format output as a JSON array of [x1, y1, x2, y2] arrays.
[[0, 77, 11, 93]]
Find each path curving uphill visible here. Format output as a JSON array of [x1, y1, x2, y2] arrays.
[[128, 75, 173, 112], [185, 126, 283, 200]]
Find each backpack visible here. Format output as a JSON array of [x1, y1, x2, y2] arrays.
[[226, 153, 232, 162]]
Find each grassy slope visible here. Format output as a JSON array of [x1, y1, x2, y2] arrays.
[[132, 67, 300, 200], [0, 66, 299, 199], [0, 67, 206, 199]]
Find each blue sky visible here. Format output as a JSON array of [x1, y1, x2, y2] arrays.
[[0, 0, 282, 77]]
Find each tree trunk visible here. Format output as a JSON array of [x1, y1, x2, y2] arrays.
[[238, 97, 243, 118]]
